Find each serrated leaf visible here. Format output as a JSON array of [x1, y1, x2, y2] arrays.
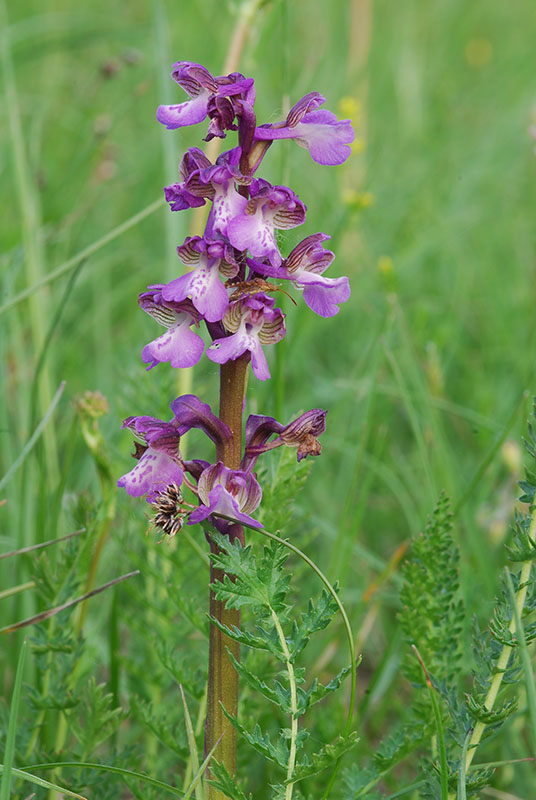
[[297, 666, 352, 715], [288, 732, 359, 783], [465, 694, 517, 724], [226, 650, 281, 707], [288, 589, 339, 659], [342, 764, 382, 799], [210, 534, 290, 614], [207, 761, 251, 800], [66, 678, 124, 753], [25, 684, 78, 712], [130, 696, 188, 759], [222, 709, 288, 768], [209, 617, 285, 660], [399, 494, 464, 697], [155, 640, 206, 700]]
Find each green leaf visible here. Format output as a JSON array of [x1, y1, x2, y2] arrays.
[[222, 709, 288, 768], [208, 618, 283, 658], [226, 650, 281, 708], [288, 589, 340, 659], [67, 678, 124, 753], [297, 666, 353, 715], [341, 764, 383, 799], [465, 694, 517, 725], [207, 761, 251, 800], [399, 493, 464, 692], [130, 696, 188, 759], [288, 733, 359, 783], [155, 640, 207, 699], [210, 534, 290, 614]]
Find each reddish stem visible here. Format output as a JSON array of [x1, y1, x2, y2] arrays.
[[206, 353, 250, 794]]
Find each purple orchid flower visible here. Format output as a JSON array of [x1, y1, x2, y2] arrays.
[[249, 233, 350, 318], [206, 293, 286, 381], [117, 416, 184, 502], [188, 462, 262, 528], [242, 408, 327, 471], [161, 236, 239, 323], [118, 396, 232, 502], [254, 91, 355, 166], [226, 179, 306, 266], [170, 394, 232, 448], [164, 148, 250, 240], [139, 287, 205, 370], [164, 147, 212, 211], [156, 61, 255, 137]]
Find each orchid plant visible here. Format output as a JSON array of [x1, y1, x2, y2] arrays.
[[118, 60, 354, 796]]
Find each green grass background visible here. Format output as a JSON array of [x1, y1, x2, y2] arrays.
[[1, 0, 536, 795]]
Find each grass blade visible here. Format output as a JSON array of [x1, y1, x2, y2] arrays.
[[24, 762, 183, 797], [0, 766, 87, 800], [0, 638, 28, 800], [0, 199, 164, 316], [412, 645, 449, 800], [183, 736, 222, 800], [179, 684, 203, 800], [0, 581, 35, 601], [0, 381, 65, 492], [455, 392, 526, 514], [0, 528, 85, 560], [1, 570, 140, 633]]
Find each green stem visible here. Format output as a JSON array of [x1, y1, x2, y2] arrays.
[[463, 557, 532, 774], [455, 505, 536, 792], [271, 609, 298, 800]]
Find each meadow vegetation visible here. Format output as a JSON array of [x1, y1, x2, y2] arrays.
[[1, 0, 536, 797]]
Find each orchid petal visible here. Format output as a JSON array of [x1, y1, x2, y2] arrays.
[[156, 90, 210, 130], [117, 448, 183, 501], [142, 321, 204, 370], [170, 395, 232, 447], [206, 328, 250, 365], [227, 207, 281, 265], [301, 275, 351, 317]]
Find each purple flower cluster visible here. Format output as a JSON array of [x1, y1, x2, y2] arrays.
[[118, 61, 353, 532]]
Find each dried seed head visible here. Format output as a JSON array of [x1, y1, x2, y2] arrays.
[[150, 483, 187, 538]]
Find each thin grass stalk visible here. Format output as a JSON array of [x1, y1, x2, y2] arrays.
[[0, 0, 58, 482], [0, 198, 165, 317], [180, 685, 204, 800], [0, 638, 27, 800], [413, 645, 448, 800]]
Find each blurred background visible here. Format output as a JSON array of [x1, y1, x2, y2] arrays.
[[1, 0, 536, 795]]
